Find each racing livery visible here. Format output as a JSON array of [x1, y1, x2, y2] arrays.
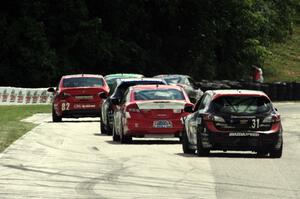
[[48, 74, 109, 122], [100, 78, 167, 135], [182, 90, 283, 158], [112, 84, 193, 143]]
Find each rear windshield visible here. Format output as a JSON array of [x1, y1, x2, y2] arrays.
[[134, 89, 185, 101], [163, 76, 182, 84], [112, 81, 165, 98], [211, 96, 272, 115], [63, 77, 103, 87]]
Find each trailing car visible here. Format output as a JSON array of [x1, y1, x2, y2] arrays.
[[100, 78, 167, 135], [48, 74, 109, 122], [181, 90, 283, 158], [104, 73, 144, 95], [112, 84, 194, 143], [154, 74, 203, 103]]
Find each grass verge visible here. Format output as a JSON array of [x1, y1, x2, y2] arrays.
[[0, 105, 51, 152], [264, 18, 300, 82]]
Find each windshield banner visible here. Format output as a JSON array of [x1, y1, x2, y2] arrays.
[[0, 87, 53, 105]]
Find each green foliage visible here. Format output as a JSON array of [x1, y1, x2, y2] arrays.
[[0, 0, 298, 86]]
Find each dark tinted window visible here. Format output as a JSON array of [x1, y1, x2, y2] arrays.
[[134, 89, 185, 101], [112, 80, 165, 98], [63, 77, 103, 87], [163, 76, 182, 84], [211, 96, 272, 114]]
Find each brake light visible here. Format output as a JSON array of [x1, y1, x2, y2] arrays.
[[183, 103, 194, 113], [272, 115, 281, 123], [262, 115, 281, 123], [126, 103, 140, 113]]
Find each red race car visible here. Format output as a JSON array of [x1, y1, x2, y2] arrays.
[[48, 74, 109, 122], [112, 84, 193, 143]]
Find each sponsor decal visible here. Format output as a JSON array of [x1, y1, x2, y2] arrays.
[[26, 91, 32, 104], [2, 89, 8, 102], [0, 87, 51, 105], [17, 90, 24, 103], [229, 132, 259, 137], [9, 89, 16, 103], [32, 91, 39, 103], [39, 91, 48, 103]]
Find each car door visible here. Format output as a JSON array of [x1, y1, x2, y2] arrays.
[[114, 89, 130, 135], [187, 93, 212, 145]]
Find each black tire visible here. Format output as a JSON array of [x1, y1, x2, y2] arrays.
[[269, 144, 283, 158], [196, 131, 210, 157], [120, 125, 132, 144], [106, 125, 112, 136], [112, 125, 120, 142], [182, 129, 195, 154], [52, 106, 62, 122], [100, 121, 107, 134]]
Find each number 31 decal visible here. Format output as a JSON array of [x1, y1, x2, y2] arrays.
[[251, 119, 260, 129]]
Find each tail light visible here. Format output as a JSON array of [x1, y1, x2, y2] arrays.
[[126, 103, 140, 113], [59, 92, 71, 99], [183, 103, 194, 113], [262, 115, 281, 123]]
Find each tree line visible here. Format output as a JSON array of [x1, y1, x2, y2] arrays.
[[0, 0, 298, 87]]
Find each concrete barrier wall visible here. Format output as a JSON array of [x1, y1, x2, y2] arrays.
[[0, 87, 53, 105], [197, 81, 300, 101]]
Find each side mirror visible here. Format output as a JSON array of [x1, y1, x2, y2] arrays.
[[184, 105, 194, 113], [111, 98, 120, 105], [47, 87, 55, 92], [99, 92, 108, 99]]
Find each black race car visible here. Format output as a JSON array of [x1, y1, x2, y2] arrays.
[[100, 78, 167, 135], [181, 90, 283, 158]]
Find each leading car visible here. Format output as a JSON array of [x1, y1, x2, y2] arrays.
[[112, 84, 193, 143], [48, 74, 109, 122], [181, 90, 283, 158]]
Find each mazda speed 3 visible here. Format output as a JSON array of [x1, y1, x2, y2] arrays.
[[182, 90, 283, 158]]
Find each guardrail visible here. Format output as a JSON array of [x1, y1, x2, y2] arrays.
[[197, 81, 300, 101], [0, 87, 53, 105]]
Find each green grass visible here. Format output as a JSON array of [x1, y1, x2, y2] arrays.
[[0, 105, 51, 152], [264, 18, 300, 82]]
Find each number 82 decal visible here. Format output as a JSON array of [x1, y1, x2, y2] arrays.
[[61, 102, 70, 111]]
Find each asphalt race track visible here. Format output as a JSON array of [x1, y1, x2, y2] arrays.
[[0, 102, 299, 199]]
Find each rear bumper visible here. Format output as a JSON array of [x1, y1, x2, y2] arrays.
[[124, 118, 183, 136], [201, 131, 282, 151], [62, 109, 100, 118]]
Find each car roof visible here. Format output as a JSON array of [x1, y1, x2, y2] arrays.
[[117, 78, 166, 84], [208, 89, 269, 99], [154, 74, 189, 78], [130, 84, 182, 90], [104, 73, 143, 80], [62, 74, 104, 79]]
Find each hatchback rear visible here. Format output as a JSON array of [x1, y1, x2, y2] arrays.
[[182, 90, 283, 158]]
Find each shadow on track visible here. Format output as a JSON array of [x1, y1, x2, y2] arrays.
[[176, 152, 270, 159], [106, 139, 180, 145], [48, 120, 100, 123]]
